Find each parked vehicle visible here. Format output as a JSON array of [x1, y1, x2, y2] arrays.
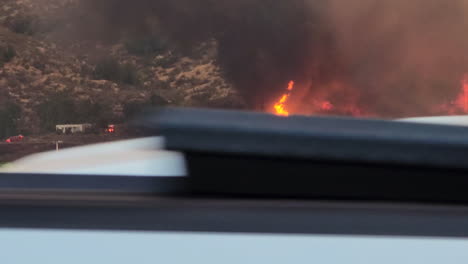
[[56, 124, 93, 134], [5, 135, 24, 143]]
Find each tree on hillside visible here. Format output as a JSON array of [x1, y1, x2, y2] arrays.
[[93, 57, 140, 85], [75, 99, 115, 129], [0, 45, 16, 66], [122, 94, 169, 120], [0, 101, 21, 139], [37, 92, 79, 131], [124, 34, 168, 56], [37, 93, 116, 132], [7, 15, 36, 35]]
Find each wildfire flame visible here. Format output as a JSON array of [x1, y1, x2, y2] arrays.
[[456, 75, 468, 113], [321, 101, 334, 111], [273, 81, 294, 116], [436, 74, 468, 115], [271, 75, 468, 117]]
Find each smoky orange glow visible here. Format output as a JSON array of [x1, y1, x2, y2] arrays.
[[456, 75, 468, 112], [273, 81, 295, 116], [434, 74, 468, 115], [321, 101, 334, 111], [272, 73, 468, 117]]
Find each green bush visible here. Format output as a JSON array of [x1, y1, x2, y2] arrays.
[[0, 45, 16, 66], [0, 101, 21, 139], [93, 58, 139, 85]]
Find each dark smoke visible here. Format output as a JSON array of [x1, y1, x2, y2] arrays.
[[76, 0, 468, 117], [325, 0, 468, 116]]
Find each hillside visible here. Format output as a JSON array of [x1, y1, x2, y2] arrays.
[[0, 0, 244, 137]]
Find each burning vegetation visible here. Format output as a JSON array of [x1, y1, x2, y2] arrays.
[[273, 81, 294, 116], [74, 0, 468, 118], [1, 0, 468, 124]]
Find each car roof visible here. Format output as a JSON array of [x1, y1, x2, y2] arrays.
[[1, 137, 186, 177], [398, 115, 468, 127]]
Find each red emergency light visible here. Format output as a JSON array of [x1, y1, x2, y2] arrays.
[[105, 125, 115, 133]]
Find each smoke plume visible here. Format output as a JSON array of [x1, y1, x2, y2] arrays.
[[76, 0, 468, 117]]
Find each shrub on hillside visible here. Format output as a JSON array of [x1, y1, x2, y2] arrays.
[[8, 16, 36, 35], [205, 96, 247, 110], [125, 35, 168, 56], [93, 57, 121, 82], [120, 63, 139, 85], [122, 101, 145, 120], [149, 94, 169, 106], [122, 95, 168, 120], [37, 93, 78, 131], [0, 45, 16, 66], [156, 53, 179, 68], [37, 94, 116, 132], [0, 101, 21, 139], [93, 57, 140, 85], [75, 100, 115, 128]]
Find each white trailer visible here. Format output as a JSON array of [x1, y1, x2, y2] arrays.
[[56, 124, 93, 134]]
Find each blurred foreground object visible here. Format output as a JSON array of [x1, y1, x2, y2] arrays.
[[1, 137, 186, 177], [5, 108, 468, 201], [398, 115, 468, 127]]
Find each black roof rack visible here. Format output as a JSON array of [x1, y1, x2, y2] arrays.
[[139, 107, 468, 203], [144, 108, 468, 167], [0, 173, 185, 195], [3, 108, 468, 203]]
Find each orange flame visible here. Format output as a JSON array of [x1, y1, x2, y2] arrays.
[[456, 75, 468, 112], [321, 101, 334, 111], [274, 81, 295, 116]]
